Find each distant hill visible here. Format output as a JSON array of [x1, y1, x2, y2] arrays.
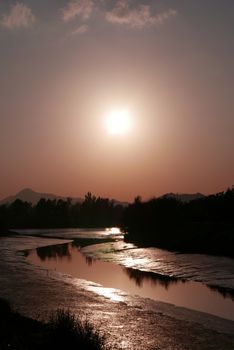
[[0, 188, 129, 207], [160, 192, 205, 202], [0, 188, 83, 205], [1, 188, 203, 206]]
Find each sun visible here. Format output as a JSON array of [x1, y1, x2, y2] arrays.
[[105, 109, 131, 135]]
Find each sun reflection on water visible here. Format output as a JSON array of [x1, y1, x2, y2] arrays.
[[87, 286, 125, 302], [26, 234, 234, 321], [105, 227, 121, 235]]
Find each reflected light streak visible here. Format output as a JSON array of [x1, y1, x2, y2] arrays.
[[105, 227, 121, 235], [87, 286, 125, 302], [121, 256, 152, 269]]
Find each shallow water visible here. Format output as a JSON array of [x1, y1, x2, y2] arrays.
[[17, 227, 234, 291], [1, 230, 234, 349], [81, 241, 234, 291], [27, 240, 234, 320]]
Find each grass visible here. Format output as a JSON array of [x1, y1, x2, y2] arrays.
[[0, 298, 108, 350], [48, 308, 107, 350]]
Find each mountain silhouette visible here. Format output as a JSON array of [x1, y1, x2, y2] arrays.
[[160, 192, 205, 202], [0, 188, 83, 205], [0, 188, 205, 206]]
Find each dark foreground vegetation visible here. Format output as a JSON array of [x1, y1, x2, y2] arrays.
[[0, 298, 108, 350], [123, 188, 234, 258], [0, 187, 234, 258]]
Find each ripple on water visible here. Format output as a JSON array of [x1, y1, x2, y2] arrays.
[[81, 241, 234, 289]]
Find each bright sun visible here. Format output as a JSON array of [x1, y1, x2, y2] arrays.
[[105, 109, 131, 135]]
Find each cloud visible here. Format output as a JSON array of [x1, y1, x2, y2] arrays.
[[1, 2, 35, 29], [105, 0, 177, 29], [61, 0, 94, 22], [154, 8, 177, 25], [70, 24, 89, 35]]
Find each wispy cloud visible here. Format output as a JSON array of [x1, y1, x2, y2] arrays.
[[1, 2, 35, 29], [70, 24, 89, 35], [61, 0, 94, 22], [154, 9, 177, 25], [105, 0, 177, 29]]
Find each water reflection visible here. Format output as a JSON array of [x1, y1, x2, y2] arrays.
[[26, 242, 234, 320], [85, 256, 93, 266], [30, 242, 234, 304], [36, 243, 72, 261], [32, 241, 185, 291], [34, 242, 181, 290], [123, 267, 184, 289], [35, 239, 87, 261], [208, 285, 234, 302], [105, 227, 122, 235]]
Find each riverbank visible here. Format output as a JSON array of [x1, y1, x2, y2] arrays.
[[123, 189, 234, 258], [0, 298, 107, 350], [124, 221, 234, 258]]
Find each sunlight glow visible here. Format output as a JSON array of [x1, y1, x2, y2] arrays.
[[105, 109, 131, 135], [105, 227, 121, 234]]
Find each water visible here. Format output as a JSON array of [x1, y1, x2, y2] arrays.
[[1, 228, 234, 349], [27, 239, 234, 321], [16, 227, 234, 320]]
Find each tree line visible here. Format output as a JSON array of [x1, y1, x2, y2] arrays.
[[122, 187, 234, 257], [0, 192, 123, 229], [1, 188, 234, 257]]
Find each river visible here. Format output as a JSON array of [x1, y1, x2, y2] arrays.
[[0, 228, 234, 349]]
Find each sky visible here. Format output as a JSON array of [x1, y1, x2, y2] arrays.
[[0, 0, 234, 201]]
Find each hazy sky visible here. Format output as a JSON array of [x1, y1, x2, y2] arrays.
[[1, 0, 234, 201]]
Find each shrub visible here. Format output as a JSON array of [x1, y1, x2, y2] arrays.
[[48, 309, 107, 350], [0, 299, 108, 350]]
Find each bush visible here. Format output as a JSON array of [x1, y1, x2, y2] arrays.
[[0, 299, 108, 350], [48, 309, 107, 350]]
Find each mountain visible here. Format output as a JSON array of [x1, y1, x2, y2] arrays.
[[160, 192, 205, 202], [1, 188, 204, 206], [0, 188, 83, 205], [0, 188, 128, 207]]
